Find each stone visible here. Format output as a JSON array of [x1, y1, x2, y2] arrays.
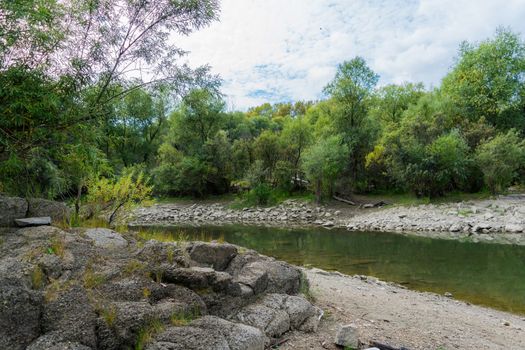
[[0, 195, 27, 227], [27, 333, 92, 350], [191, 316, 266, 350], [146, 326, 230, 350], [505, 224, 523, 233], [235, 261, 269, 295], [449, 224, 461, 232], [85, 228, 128, 249], [27, 198, 71, 223], [235, 304, 290, 338], [188, 242, 238, 270], [334, 324, 359, 348], [0, 282, 43, 350], [15, 216, 51, 227]]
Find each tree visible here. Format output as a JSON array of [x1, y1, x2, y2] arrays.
[[301, 136, 349, 203], [476, 130, 525, 194], [323, 57, 379, 186], [442, 29, 525, 131]]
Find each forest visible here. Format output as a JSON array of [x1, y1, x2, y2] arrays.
[[2, 0, 525, 211]]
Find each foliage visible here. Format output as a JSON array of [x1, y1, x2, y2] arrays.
[[87, 170, 153, 224], [301, 136, 349, 203], [475, 130, 525, 194]]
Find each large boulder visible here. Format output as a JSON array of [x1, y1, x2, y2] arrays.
[[85, 228, 128, 249], [146, 316, 265, 350], [188, 242, 238, 270], [27, 198, 71, 224], [0, 195, 27, 226]]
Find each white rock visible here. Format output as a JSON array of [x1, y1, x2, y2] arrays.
[[505, 224, 523, 233], [85, 228, 128, 249]]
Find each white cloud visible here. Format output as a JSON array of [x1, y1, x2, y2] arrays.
[[175, 0, 525, 109]]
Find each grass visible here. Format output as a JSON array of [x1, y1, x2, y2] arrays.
[[170, 306, 201, 327], [136, 229, 189, 243], [48, 236, 65, 258], [31, 265, 45, 290], [299, 271, 316, 303], [44, 279, 76, 302], [229, 189, 314, 209], [100, 304, 117, 327], [122, 259, 146, 276], [135, 319, 164, 350], [83, 266, 106, 289], [361, 190, 492, 207]]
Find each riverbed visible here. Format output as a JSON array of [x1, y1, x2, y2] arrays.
[[136, 224, 525, 315]]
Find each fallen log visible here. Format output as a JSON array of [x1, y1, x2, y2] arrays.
[[332, 195, 356, 206], [369, 340, 411, 350]]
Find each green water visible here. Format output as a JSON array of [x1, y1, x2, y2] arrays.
[[139, 225, 525, 315]]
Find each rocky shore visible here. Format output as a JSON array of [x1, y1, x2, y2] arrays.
[[132, 196, 525, 245], [0, 224, 322, 349]]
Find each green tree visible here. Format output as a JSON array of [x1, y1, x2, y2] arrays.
[[301, 136, 349, 203], [475, 130, 525, 194], [442, 29, 525, 130], [323, 57, 379, 186]]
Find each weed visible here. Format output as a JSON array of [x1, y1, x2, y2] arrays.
[[100, 304, 117, 327], [135, 319, 164, 350], [44, 279, 75, 302], [83, 267, 106, 289], [123, 260, 146, 276], [299, 271, 315, 302], [31, 265, 45, 290], [170, 306, 201, 327], [457, 209, 473, 217], [48, 236, 65, 258], [142, 287, 151, 299], [166, 246, 174, 264]]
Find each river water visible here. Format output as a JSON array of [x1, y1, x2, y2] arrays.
[[137, 224, 525, 315]]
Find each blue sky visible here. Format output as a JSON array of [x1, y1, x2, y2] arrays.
[[177, 0, 525, 110]]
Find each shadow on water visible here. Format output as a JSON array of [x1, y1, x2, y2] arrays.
[[136, 224, 525, 315]]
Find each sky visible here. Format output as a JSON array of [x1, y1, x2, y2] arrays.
[[176, 0, 525, 110]]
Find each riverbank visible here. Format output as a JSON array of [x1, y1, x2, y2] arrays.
[[131, 195, 525, 245], [282, 268, 525, 350]]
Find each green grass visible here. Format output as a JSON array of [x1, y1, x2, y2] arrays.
[[135, 319, 164, 350], [299, 271, 316, 303], [170, 306, 201, 326], [361, 190, 492, 207], [229, 189, 314, 209]]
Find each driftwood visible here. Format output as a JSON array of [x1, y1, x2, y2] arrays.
[[369, 341, 411, 350], [332, 195, 356, 206]]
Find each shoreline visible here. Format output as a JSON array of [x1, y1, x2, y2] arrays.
[[131, 196, 525, 245], [282, 268, 525, 350]]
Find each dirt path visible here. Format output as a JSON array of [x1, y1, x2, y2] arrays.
[[280, 268, 525, 350]]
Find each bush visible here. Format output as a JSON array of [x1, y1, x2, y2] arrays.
[[475, 130, 525, 194]]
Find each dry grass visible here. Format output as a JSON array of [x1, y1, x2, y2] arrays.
[[135, 319, 164, 350], [31, 265, 45, 290]]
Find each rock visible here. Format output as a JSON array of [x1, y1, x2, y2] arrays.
[[235, 303, 290, 338], [283, 295, 319, 329], [188, 242, 238, 270], [264, 260, 301, 294], [27, 198, 71, 223], [41, 285, 97, 348], [322, 221, 335, 227], [334, 324, 359, 348], [449, 224, 461, 232], [444, 292, 453, 298], [85, 228, 128, 249], [146, 326, 230, 350], [0, 282, 43, 350], [191, 316, 266, 350], [235, 261, 269, 295], [15, 216, 51, 227], [0, 195, 27, 226], [27, 333, 92, 350], [505, 224, 523, 233]]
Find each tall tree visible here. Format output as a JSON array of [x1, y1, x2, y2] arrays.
[[323, 57, 379, 185]]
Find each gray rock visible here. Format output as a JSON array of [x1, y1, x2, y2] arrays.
[[27, 198, 71, 224], [191, 316, 266, 350], [27, 333, 92, 350], [0, 282, 43, 350], [235, 303, 290, 338], [334, 324, 359, 348], [85, 228, 128, 249], [0, 195, 27, 226], [146, 326, 230, 350], [283, 295, 318, 329], [15, 216, 51, 227], [449, 224, 461, 232], [235, 261, 269, 295], [188, 242, 238, 270]]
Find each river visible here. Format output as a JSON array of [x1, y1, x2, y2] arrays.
[[136, 224, 525, 315]]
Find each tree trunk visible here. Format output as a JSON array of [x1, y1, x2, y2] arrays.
[[315, 179, 322, 204]]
